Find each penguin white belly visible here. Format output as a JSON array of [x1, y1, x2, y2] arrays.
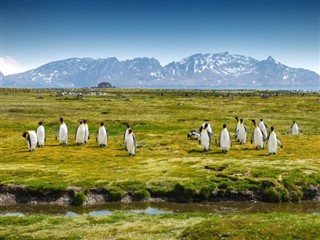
[[268, 133, 278, 153], [98, 127, 107, 145], [200, 130, 210, 150], [220, 129, 230, 150], [37, 126, 45, 145], [29, 131, 38, 150], [238, 126, 246, 143], [259, 123, 267, 139], [254, 128, 264, 148], [84, 125, 89, 142], [235, 123, 240, 140], [76, 125, 85, 144], [126, 136, 136, 154], [59, 124, 68, 144], [292, 124, 299, 135]]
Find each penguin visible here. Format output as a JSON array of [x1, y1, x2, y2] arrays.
[[234, 116, 241, 140], [201, 120, 213, 137], [56, 117, 68, 145], [219, 124, 232, 153], [265, 126, 283, 155], [123, 124, 131, 150], [83, 119, 90, 143], [125, 129, 136, 156], [22, 130, 37, 151], [237, 119, 247, 144], [96, 122, 108, 148], [287, 121, 301, 135], [251, 119, 264, 149], [187, 130, 201, 140], [75, 120, 86, 145], [36, 121, 45, 147], [258, 119, 268, 140], [200, 123, 211, 151]]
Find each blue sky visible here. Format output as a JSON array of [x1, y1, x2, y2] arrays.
[[1, 0, 319, 75]]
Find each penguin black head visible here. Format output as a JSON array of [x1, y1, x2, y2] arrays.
[[293, 120, 296, 124], [271, 126, 274, 131], [22, 131, 28, 138], [260, 119, 263, 121], [38, 121, 43, 125], [234, 116, 239, 121], [100, 122, 104, 126], [84, 119, 87, 124], [204, 123, 208, 128], [60, 117, 64, 123], [240, 119, 243, 123], [223, 124, 227, 128], [128, 129, 133, 134], [79, 120, 83, 124]]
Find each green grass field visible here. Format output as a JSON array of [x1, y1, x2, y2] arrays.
[[1, 89, 320, 202], [1, 88, 320, 239]]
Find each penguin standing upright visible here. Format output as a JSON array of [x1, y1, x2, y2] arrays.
[[237, 119, 247, 144], [96, 122, 108, 148], [125, 129, 136, 156], [258, 119, 268, 140], [56, 117, 68, 145], [76, 120, 86, 145], [287, 121, 301, 135], [36, 121, 45, 147], [200, 123, 211, 151], [265, 126, 283, 155], [234, 117, 240, 140], [22, 131, 38, 151], [123, 124, 131, 150], [219, 124, 231, 153], [251, 119, 264, 149], [83, 119, 90, 143]]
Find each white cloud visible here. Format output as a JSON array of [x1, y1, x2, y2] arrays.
[[0, 56, 26, 75]]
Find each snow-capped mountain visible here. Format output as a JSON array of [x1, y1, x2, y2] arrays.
[[2, 52, 319, 89]]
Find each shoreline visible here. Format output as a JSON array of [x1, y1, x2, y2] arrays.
[[1, 184, 319, 206]]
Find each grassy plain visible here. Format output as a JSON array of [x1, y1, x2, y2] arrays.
[[0, 88, 320, 202], [1, 88, 320, 239]]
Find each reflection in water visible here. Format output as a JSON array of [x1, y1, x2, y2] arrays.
[[0, 200, 319, 216]]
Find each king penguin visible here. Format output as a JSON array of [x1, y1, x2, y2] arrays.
[[237, 119, 247, 144], [123, 124, 131, 150], [251, 119, 264, 149], [96, 122, 108, 148], [22, 130, 38, 152], [56, 117, 68, 146], [36, 121, 45, 147], [219, 124, 231, 153], [266, 126, 283, 155], [76, 120, 86, 145], [287, 121, 301, 135], [258, 119, 268, 140], [200, 123, 211, 151], [125, 129, 136, 156]]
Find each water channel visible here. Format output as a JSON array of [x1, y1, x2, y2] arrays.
[[1, 200, 319, 217]]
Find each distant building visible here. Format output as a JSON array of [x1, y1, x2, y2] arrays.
[[97, 82, 112, 88]]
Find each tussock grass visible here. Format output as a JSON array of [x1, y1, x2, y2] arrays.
[[1, 89, 319, 202]]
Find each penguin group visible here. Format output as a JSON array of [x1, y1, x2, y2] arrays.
[[22, 117, 301, 156], [188, 118, 289, 155], [22, 117, 137, 156]]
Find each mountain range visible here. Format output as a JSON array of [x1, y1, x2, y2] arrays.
[[2, 52, 319, 89]]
